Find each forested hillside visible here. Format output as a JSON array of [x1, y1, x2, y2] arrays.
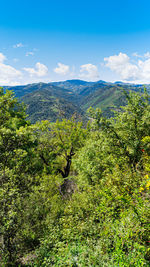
[[20, 89, 84, 123], [4, 80, 150, 123], [0, 87, 149, 266]]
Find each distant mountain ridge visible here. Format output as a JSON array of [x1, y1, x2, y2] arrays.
[[52, 79, 107, 93], [3, 79, 149, 123]]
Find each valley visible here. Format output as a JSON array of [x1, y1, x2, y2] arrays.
[[4, 79, 149, 123]]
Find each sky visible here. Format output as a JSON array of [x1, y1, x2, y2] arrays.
[[1, 0, 150, 85]]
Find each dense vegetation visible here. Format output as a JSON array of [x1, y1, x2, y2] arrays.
[[20, 89, 84, 124], [0, 87, 150, 266], [5, 80, 150, 123]]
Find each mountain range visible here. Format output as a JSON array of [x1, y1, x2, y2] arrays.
[[3, 80, 149, 123]]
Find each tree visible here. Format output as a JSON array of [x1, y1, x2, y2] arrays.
[[33, 118, 88, 196], [0, 88, 37, 265], [89, 90, 150, 169]]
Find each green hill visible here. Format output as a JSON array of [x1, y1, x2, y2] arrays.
[[5, 82, 77, 101], [52, 79, 107, 93], [21, 88, 84, 123], [79, 82, 147, 116], [4, 80, 149, 122]]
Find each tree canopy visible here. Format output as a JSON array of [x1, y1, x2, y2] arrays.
[[0, 88, 149, 266]]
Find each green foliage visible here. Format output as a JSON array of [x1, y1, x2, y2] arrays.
[[32, 118, 88, 179], [20, 87, 84, 123], [0, 88, 150, 266], [7, 79, 150, 123], [0, 88, 37, 265], [88, 90, 150, 169]]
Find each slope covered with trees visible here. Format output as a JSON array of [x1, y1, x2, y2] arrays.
[[4, 83, 84, 123], [0, 87, 150, 266], [20, 89, 84, 123], [4, 80, 150, 123]]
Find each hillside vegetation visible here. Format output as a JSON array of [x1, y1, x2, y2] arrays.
[[0, 87, 149, 266], [5, 80, 149, 123], [20, 89, 84, 123]]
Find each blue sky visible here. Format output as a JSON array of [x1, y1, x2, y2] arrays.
[[1, 0, 150, 85]]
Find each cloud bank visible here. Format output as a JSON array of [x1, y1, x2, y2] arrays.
[[79, 64, 99, 80], [0, 53, 22, 85], [54, 63, 70, 75], [24, 62, 48, 77], [2, 49, 150, 85], [104, 52, 150, 83]]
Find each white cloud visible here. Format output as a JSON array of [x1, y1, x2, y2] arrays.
[[0, 53, 22, 85], [104, 52, 150, 83], [138, 58, 150, 80], [104, 52, 139, 81], [0, 53, 6, 63], [132, 51, 150, 59], [79, 64, 99, 80], [13, 42, 24, 48], [132, 52, 143, 58], [54, 63, 70, 75], [144, 52, 150, 58], [26, 51, 34, 57], [23, 62, 48, 77]]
